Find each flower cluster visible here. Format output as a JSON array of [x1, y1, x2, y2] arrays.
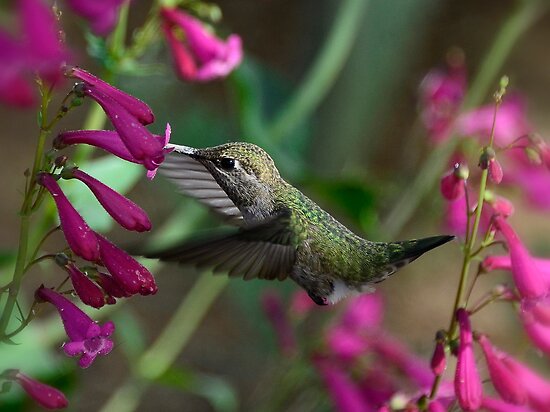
[[41, 68, 166, 312]]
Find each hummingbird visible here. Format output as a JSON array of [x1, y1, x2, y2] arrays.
[[148, 142, 453, 305]]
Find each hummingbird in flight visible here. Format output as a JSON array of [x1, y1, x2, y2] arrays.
[[148, 142, 453, 305]]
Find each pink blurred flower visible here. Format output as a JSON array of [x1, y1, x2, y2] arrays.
[[67, 169, 152, 232], [340, 293, 384, 332], [313, 355, 372, 412], [443, 195, 469, 238], [440, 163, 468, 200], [419, 58, 466, 142], [430, 338, 446, 377], [0, 0, 68, 107], [493, 217, 548, 299], [481, 397, 534, 412], [456, 96, 531, 147], [11, 370, 68, 409], [261, 290, 296, 356], [454, 309, 482, 411], [520, 303, 550, 356], [326, 325, 369, 362], [36, 286, 115, 368], [160, 7, 243, 82], [65, 0, 127, 36], [506, 156, 550, 210], [477, 334, 528, 405], [481, 255, 550, 286], [289, 289, 317, 318], [37, 173, 100, 262], [96, 234, 158, 296], [488, 158, 504, 184]]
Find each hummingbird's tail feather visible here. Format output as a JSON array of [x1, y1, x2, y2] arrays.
[[370, 235, 455, 284]]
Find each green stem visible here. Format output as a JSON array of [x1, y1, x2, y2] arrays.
[[99, 273, 228, 412], [266, 0, 369, 143], [381, 0, 545, 238]]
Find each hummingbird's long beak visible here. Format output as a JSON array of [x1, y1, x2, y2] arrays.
[[165, 143, 200, 158]]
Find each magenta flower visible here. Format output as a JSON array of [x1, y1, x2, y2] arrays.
[[419, 58, 466, 142], [36, 286, 115, 368], [96, 272, 131, 303], [55, 130, 140, 163], [0, 0, 68, 107], [440, 163, 468, 200], [96, 234, 158, 296], [67, 169, 152, 232], [160, 7, 243, 82], [488, 157, 504, 184], [454, 309, 482, 411], [430, 339, 446, 377], [19, 0, 68, 82], [261, 291, 296, 356], [443, 195, 469, 237], [69, 68, 154, 125], [326, 325, 369, 362], [493, 217, 548, 299], [481, 255, 550, 285], [65, 0, 126, 37], [313, 356, 369, 412], [37, 173, 100, 262], [506, 154, 550, 210], [481, 397, 534, 412], [11, 370, 68, 409], [477, 334, 527, 405], [519, 303, 550, 356], [490, 338, 550, 410], [340, 293, 384, 332], [457, 95, 531, 147], [66, 262, 106, 309]]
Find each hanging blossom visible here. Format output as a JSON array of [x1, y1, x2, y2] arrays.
[[36, 287, 115, 368], [64, 0, 127, 36], [160, 7, 243, 82], [0, 0, 69, 107], [422, 55, 550, 212], [2, 370, 68, 409]]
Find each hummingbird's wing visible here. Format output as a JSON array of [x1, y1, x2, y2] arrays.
[[146, 213, 297, 281], [160, 148, 244, 226]]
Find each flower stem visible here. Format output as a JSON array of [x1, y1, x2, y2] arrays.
[[266, 0, 369, 143], [381, 0, 545, 238], [99, 273, 228, 412]]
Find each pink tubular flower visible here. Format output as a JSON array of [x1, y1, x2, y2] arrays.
[[37, 173, 100, 262], [96, 272, 131, 302], [488, 158, 504, 184], [36, 286, 115, 368], [477, 334, 527, 405], [289, 289, 317, 318], [430, 338, 446, 377], [493, 217, 548, 299], [65, 0, 126, 37], [82, 86, 164, 171], [66, 262, 106, 309], [454, 309, 482, 411], [67, 169, 152, 232], [0, 0, 68, 107], [96, 234, 157, 296], [55, 130, 141, 163], [444, 195, 469, 238], [261, 291, 296, 356], [313, 356, 370, 412], [481, 397, 534, 412], [69, 68, 154, 125], [160, 7, 243, 82], [11, 370, 68, 409], [340, 293, 384, 332], [326, 325, 369, 362], [419, 56, 466, 142], [440, 163, 467, 200]]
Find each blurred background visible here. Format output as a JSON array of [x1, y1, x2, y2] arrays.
[[1, 0, 550, 410]]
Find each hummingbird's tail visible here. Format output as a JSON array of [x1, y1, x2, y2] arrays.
[[370, 235, 455, 284]]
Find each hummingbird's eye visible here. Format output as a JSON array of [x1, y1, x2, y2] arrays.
[[219, 157, 236, 171]]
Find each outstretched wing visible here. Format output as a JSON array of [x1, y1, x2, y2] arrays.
[[146, 212, 297, 281], [160, 146, 244, 226]]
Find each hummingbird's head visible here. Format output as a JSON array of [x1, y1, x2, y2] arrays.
[[185, 142, 284, 220]]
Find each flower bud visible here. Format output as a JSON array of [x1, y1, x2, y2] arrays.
[[455, 309, 482, 411], [440, 163, 468, 200]]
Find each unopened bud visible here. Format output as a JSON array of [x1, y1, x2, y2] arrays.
[[73, 82, 86, 97], [479, 147, 496, 170], [54, 155, 68, 168], [54, 253, 70, 267], [440, 163, 468, 200]]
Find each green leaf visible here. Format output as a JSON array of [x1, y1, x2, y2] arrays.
[[157, 367, 238, 412], [60, 156, 144, 232]]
